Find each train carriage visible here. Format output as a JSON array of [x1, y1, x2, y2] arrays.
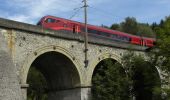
[[37, 15, 155, 47]]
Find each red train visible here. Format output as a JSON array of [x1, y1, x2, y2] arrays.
[[37, 15, 155, 47]]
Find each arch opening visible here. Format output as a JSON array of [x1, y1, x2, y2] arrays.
[[27, 51, 81, 100], [91, 58, 130, 100], [132, 61, 161, 100]]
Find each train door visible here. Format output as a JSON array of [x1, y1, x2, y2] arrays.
[[73, 24, 80, 33], [140, 38, 146, 46]]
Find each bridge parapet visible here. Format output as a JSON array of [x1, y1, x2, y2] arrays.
[[0, 17, 148, 51]]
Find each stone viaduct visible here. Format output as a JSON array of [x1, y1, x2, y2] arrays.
[[0, 18, 163, 100]]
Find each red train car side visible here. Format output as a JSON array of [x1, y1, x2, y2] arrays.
[[37, 15, 155, 47], [37, 16, 81, 33]]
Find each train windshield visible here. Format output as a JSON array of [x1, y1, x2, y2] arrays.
[[45, 18, 56, 23]]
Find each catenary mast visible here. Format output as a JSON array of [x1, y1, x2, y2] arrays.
[[83, 0, 88, 67]]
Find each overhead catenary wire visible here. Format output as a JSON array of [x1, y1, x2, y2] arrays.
[[68, 0, 86, 20], [90, 6, 123, 19], [69, 7, 82, 19], [89, 6, 115, 16], [68, 3, 116, 25], [69, 0, 113, 22]]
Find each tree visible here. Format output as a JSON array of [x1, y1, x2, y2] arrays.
[[109, 17, 155, 37], [138, 23, 155, 38], [110, 23, 120, 31], [151, 22, 158, 30], [92, 53, 161, 100], [91, 16, 170, 100], [92, 59, 130, 100], [155, 16, 170, 72], [101, 24, 109, 29], [122, 53, 161, 100], [134, 16, 170, 99], [27, 67, 48, 100], [120, 17, 138, 35], [159, 19, 165, 28]]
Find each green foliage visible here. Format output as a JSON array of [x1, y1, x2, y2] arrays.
[[138, 23, 155, 38], [92, 54, 161, 100], [109, 17, 155, 38], [154, 16, 170, 72], [151, 16, 170, 99], [110, 23, 120, 31], [120, 17, 138, 35], [162, 88, 170, 99], [92, 59, 130, 100], [101, 24, 110, 29], [160, 19, 165, 28], [122, 53, 161, 100], [151, 22, 158, 30], [27, 67, 48, 100], [162, 16, 170, 35]]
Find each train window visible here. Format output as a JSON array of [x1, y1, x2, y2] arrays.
[[100, 32, 110, 37], [111, 34, 118, 39], [88, 29, 92, 33], [93, 30, 98, 34], [117, 35, 122, 40], [88, 29, 98, 35], [97, 31, 100, 35], [122, 36, 130, 42], [100, 32, 105, 36], [45, 18, 55, 23]]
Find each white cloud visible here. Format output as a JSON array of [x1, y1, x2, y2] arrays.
[[5, 0, 87, 24], [2, 0, 106, 25], [7, 15, 33, 23]]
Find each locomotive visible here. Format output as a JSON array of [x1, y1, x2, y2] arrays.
[[37, 15, 155, 47]]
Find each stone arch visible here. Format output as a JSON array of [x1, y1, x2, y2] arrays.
[[20, 45, 82, 84], [131, 61, 161, 100], [154, 66, 162, 81], [20, 45, 82, 99], [87, 52, 122, 85], [90, 53, 129, 99]]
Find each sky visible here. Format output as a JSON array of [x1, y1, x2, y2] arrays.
[[0, 0, 170, 26]]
